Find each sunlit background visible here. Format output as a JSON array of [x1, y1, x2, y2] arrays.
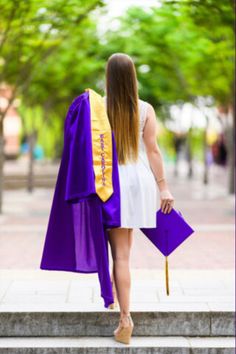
[[0, 0, 234, 270], [0, 4, 234, 350]]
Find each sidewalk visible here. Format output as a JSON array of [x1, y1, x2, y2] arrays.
[[0, 267, 234, 353], [0, 161, 234, 352], [0, 161, 234, 269], [0, 269, 234, 312]]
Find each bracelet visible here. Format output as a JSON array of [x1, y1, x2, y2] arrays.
[[157, 177, 165, 183]]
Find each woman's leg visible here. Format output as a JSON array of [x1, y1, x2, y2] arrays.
[[128, 228, 134, 249], [110, 228, 134, 302], [108, 227, 133, 317]]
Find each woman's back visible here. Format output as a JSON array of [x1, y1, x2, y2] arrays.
[[104, 96, 158, 228], [104, 96, 148, 156]]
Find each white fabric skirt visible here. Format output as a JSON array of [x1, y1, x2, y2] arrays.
[[117, 149, 159, 228]]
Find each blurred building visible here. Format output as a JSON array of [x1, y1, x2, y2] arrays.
[[0, 83, 22, 158]]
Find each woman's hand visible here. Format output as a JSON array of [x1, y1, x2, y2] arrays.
[[159, 189, 174, 214]]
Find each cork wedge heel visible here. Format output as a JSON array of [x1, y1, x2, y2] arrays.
[[114, 314, 134, 344]]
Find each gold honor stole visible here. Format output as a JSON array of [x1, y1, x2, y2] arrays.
[[85, 88, 113, 202]]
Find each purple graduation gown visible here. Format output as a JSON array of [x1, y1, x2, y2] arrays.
[[40, 89, 195, 304], [40, 90, 121, 308]]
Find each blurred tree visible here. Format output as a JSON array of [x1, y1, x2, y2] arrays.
[[178, 0, 234, 192], [99, 0, 234, 190], [0, 0, 234, 216], [0, 0, 104, 212]]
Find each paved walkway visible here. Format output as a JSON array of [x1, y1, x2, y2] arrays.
[[0, 160, 234, 341], [0, 160, 234, 269], [0, 269, 234, 311]]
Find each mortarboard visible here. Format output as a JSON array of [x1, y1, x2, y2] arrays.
[[140, 207, 195, 295]]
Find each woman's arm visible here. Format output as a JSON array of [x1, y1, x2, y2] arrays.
[[143, 103, 174, 213]]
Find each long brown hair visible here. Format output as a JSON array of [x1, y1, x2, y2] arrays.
[[105, 53, 139, 165]]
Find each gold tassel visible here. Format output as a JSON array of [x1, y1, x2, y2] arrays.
[[165, 256, 170, 295]]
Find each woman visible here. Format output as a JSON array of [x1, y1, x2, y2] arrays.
[[104, 53, 175, 344]]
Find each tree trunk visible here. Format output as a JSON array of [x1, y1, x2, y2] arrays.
[[27, 131, 36, 193], [186, 128, 193, 179], [230, 109, 235, 194], [203, 124, 209, 185], [225, 113, 235, 194], [0, 119, 4, 214]]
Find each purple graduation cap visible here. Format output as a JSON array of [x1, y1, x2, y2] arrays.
[[140, 208, 195, 295]]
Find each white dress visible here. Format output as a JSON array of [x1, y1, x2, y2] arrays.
[[104, 97, 159, 228]]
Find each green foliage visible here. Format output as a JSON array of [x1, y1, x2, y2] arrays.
[[0, 0, 234, 158], [0, 0, 105, 158], [158, 127, 176, 162], [100, 0, 234, 107], [189, 127, 205, 162]]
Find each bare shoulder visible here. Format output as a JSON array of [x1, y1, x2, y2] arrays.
[[142, 101, 158, 139], [145, 102, 156, 118], [138, 99, 155, 117], [143, 102, 157, 129]]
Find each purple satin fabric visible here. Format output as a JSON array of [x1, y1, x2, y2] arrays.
[[40, 91, 195, 308], [40, 91, 121, 308], [140, 208, 195, 256]]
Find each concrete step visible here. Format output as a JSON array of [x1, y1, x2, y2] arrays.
[[0, 336, 234, 354], [0, 309, 234, 337]]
